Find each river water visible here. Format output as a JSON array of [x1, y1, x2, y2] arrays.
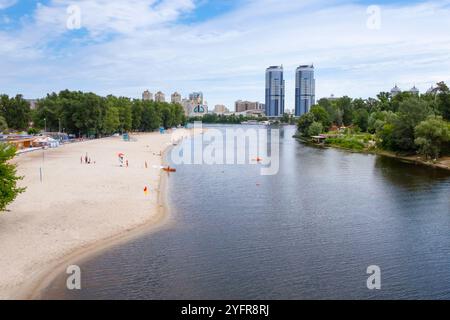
[[42, 125, 450, 299]]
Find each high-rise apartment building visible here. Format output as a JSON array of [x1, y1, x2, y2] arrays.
[[265, 66, 285, 117], [295, 65, 315, 117]]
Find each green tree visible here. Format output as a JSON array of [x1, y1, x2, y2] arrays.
[[353, 109, 369, 132], [368, 111, 397, 134], [0, 143, 25, 211], [102, 105, 120, 134], [378, 123, 396, 150], [414, 116, 450, 159], [0, 115, 8, 132], [307, 121, 323, 136], [436, 82, 450, 120], [390, 97, 433, 152], [0, 94, 31, 130], [297, 112, 315, 135], [310, 105, 331, 129], [336, 96, 353, 126], [131, 100, 144, 131]]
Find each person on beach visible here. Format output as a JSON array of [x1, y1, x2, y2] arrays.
[[85, 153, 88, 164], [145, 161, 148, 169], [80, 156, 83, 164], [126, 160, 129, 168]]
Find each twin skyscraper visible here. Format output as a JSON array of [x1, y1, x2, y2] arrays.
[[265, 65, 316, 118]]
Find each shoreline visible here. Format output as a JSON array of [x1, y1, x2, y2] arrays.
[[24, 152, 173, 300], [0, 130, 191, 300], [294, 135, 450, 172]]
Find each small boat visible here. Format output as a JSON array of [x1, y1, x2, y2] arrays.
[[163, 166, 176, 173]]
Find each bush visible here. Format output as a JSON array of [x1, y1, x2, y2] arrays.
[[308, 121, 323, 136], [325, 136, 365, 151], [0, 143, 25, 211], [27, 127, 39, 135]]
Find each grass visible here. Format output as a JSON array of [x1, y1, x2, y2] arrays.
[[324, 133, 375, 151]]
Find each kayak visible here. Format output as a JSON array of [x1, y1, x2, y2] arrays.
[[163, 167, 177, 172]]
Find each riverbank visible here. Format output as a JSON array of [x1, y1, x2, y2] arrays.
[[294, 134, 450, 172], [0, 131, 189, 299]]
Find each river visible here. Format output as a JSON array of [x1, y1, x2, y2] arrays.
[[42, 125, 450, 299]]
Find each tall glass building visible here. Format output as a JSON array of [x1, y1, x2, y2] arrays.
[[265, 66, 285, 117], [295, 65, 315, 117]]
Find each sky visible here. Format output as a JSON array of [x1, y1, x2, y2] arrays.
[[1, 0, 450, 110]]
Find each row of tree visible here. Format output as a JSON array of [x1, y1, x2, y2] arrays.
[[0, 90, 187, 137], [189, 113, 268, 124], [297, 82, 450, 159]]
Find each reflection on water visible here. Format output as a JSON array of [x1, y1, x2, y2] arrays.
[[43, 125, 450, 300]]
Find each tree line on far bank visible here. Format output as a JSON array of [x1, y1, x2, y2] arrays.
[[0, 90, 187, 137], [189, 113, 269, 124], [297, 81, 450, 159]]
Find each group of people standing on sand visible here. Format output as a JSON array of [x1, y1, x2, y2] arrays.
[[81, 153, 95, 165]]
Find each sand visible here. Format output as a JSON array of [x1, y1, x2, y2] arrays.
[[0, 131, 184, 299]]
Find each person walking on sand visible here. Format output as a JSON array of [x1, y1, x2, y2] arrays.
[[85, 153, 88, 164]]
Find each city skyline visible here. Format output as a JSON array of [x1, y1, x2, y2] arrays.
[[1, 1, 450, 109]]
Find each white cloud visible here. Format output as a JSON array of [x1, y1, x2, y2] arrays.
[[0, 0, 16, 10], [1, 0, 450, 110]]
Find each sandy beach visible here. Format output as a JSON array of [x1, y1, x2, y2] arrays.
[[0, 131, 183, 299]]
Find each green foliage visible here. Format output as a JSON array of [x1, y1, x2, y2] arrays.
[[336, 96, 353, 126], [103, 105, 120, 134], [414, 116, 450, 159], [310, 105, 331, 129], [30, 90, 185, 137], [297, 112, 315, 135], [0, 94, 31, 130], [368, 111, 397, 134], [27, 127, 39, 135], [0, 115, 8, 132], [325, 136, 365, 151], [436, 82, 450, 121], [353, 108, 369, 132], [190, 113, 266, 125], [389, 97, 433, 152], [0, 143, 25, 211], [307, 121, 323, 136]]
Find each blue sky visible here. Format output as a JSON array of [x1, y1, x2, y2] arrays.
[[1, 0, 450, 110]]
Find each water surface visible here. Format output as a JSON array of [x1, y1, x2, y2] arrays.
[[43, 125, 450, 299]]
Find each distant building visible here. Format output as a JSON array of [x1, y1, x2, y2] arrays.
[[409, 86, 419, 95], [171, 92, 182, 104], [155, 91, 166, 102], [213, 104, 229, 114], [390, 85, 402, 97], [265, 66, 285, 117], [189, 92, 204, 105], [181, 99, 193, 117], [26, 99, 38, 110], [295, 65, 315, 117], [235, 100, 264, 113], [324, 94, 339, 101], [142, 90, 153, 101], [182, 98, 208, 117]]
